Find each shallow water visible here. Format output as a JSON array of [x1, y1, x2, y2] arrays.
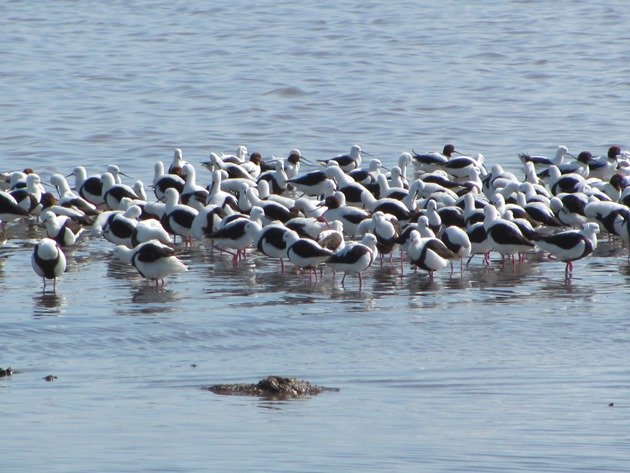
[[2, 1, 630, 471]]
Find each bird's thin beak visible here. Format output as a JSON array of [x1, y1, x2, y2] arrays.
[[381, 165, 390, 171], [120, 172, 134, 179], [362, 150, 374, 157]]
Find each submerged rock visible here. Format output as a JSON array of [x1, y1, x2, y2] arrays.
[[0, 367, 13, 378], [204, 375, 338, 400]]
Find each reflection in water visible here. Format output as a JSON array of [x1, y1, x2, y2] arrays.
[[3, 222, 41, 242], [32, 292, 66, 317], [130, 286, 183, 305], [371, 264, 405, 298], [404, 272, 443, 295], [109, 280, 186, 316], [0, 253, 8, 278], [593, 241, 626, 258], [106, 257, 140, 281], [65, 243, 111, 274]]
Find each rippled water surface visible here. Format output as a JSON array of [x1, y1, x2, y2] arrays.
[[2, 1, 630, 471]]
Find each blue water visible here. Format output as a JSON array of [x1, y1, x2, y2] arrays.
[[2, 1, 630, 471]]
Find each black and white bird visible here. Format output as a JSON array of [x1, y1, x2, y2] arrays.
[[325, 163, 369, 207], [412, 144, 458, 172], [100, 205, 142, 247], [483, 205, 535, 264], [280, 149, 304, 180], [327, 233, 378, 288], [537, 151, 590, 179], [50, 174, 99, 216], [360, 190, 413, 224], [245, 189, 293, 224], [69, 166, 105, 206], [321, 192, 370, 237], [204, 171, 239, 210], [443, 153, 487, 180], [220, 145, 249, 164], [7, 170, 30, 190], [153, 161, 185, 201], [163, 188, 198, 246], [180, 163, 208, 211], [168, 148, 189, 175], [191, 204, 228, 241], [423, 199, 443, 235], [114, 239, 188, 289], [9, 173, 43, 215], [32, 237, 67, 292], [0, 191, 28, 231], [518, 145, 573, 168], [461, 192, 487, 227], [549, 193, 589, 227], [348, 158, 385, 185], [203, 152, 257, 182], [388, 166, 410, 190], [376, 173, 408, 200], [207, 216, 253, 263], [41, 210, 85, 247], [587, 173, 626, 202], [101, 172, 141, 211], [246, 220, 292, 272], [256, 179, 296, 209], [39, 192, 94, 226], [284, 216, 329, 240], [239, 152, 263, 179], [283, 230, 333, 282], [584, 146, 622, 181], [406, 230, 456, 280], [316, 144, 365, 171], [613, 210, 630, 257], [371, 211, 400, 264], [583, 200, 627, 236], [131, 218, 172, 247], [441, 225, 472, 271], [515, 193, 562, 227], [257, 160, 288, 195], [547, 166, 587, 195], [287, 170, 336, 197], [466, 221, 492, 266], [534, 223, 599, 277], [315, 220, 346, 253]]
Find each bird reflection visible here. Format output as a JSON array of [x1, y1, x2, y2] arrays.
[[32, 291, 66, 316], [405, 272, 442, 295], [131, 286, 182, 305]]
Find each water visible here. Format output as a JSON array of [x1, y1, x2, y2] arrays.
[[2, 1, 630, 471]]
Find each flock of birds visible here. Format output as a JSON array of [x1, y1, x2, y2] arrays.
[[2, 142, 630, 292]]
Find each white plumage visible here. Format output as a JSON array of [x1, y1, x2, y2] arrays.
[[114, 239, 188, 289], [32, 238, 67, 292]]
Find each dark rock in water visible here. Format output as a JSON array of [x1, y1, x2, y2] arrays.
[[43, 375, 57, 382], [0, 367, 13, 378], [204, 375, 338, 399]]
